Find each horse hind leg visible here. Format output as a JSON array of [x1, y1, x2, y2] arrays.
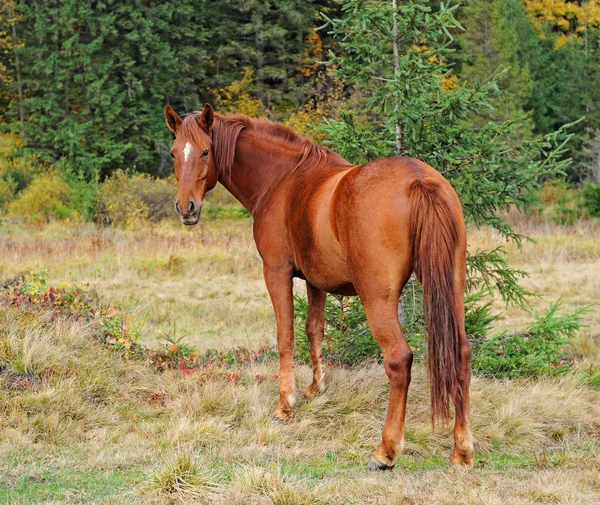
[[304, 283, 326, 397], [361, 295, 413, 471], [450, 294, 474, 467]]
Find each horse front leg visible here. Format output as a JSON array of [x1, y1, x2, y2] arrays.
[[263, 265, 296, 419], [304, 283, 326, 397]]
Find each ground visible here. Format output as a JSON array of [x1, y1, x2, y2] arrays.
[[0, 214, 599, 504]]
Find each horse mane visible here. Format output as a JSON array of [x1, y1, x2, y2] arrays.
[[179, 111, 344, 181]]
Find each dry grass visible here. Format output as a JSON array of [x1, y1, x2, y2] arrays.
[[1, 215, 600, 503], [1, 215, 598, 354], [0, 218, 274, 351], [1, 304, 599, 504]]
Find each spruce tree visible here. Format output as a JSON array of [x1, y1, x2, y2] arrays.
[[320, 0, 575, 306]]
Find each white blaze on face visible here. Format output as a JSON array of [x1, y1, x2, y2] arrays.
[[183, 142, 193, 163]]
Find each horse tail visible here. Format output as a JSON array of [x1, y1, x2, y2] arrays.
[[408, 176, 462, 427]]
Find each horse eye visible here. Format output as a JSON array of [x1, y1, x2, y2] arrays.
[[202, 149, 209, 157], [170, 152, 175, 159]]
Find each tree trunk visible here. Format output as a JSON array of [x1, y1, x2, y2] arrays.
[[11, 22, 25, 136]]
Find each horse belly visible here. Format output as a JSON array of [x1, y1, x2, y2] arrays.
[[293, 197, 353, 293], [299, 248, 356, 295]]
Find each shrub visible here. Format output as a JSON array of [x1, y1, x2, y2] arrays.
[[537, 179, 585, 225], [0, 132, 44, 210], [294, 294, 381, 366], [56, 161, 100, 222], [0, 177, 17, 211], [7, 172, 76, 222], [582, 181, 600, 217], [294, 287, 585, 379], [97, 170, 176, 227], [470, 301, 587, 378]]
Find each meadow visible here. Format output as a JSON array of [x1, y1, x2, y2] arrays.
[[1, 211, 599, 504]]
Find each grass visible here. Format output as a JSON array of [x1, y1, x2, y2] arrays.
[[1, 214, 600, 503]]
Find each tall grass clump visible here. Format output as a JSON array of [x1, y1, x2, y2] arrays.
[[145, 452, 219, 503]]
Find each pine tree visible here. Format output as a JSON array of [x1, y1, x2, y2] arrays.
[[321, 0, 575, 305], [457, 0, 536, 142]]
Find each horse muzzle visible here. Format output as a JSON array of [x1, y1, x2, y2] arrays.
[[175, 199, 202, 226]]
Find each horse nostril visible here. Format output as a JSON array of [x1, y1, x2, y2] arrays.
[[175, 201, 182, 215], [188, 200, 196, 214]]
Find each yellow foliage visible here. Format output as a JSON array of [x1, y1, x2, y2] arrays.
[[284, 105, 327, 144], [8, 172, 74, 222], [98, 170, 176, 228], [300, 29, 323, 78], [0, 132, 44, 210], [525, 0, 600, 48], [441, 75, 459, 91], [214, 67, 265, 117], [284, 71, 345, 144]]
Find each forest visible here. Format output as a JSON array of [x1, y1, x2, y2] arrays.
[[1, 0, 600, 182]]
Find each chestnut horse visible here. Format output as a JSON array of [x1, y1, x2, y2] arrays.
[[165, 103, 474, 470]]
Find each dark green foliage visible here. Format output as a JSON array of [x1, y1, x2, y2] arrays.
[[464, 290, 497, 341], [294, 294, 382, 366], [456, 0, 536, 141], [204, 0, 323, 112], [5, 0, 209, 179], [470, 301, 587, 378], [582, 181, 600, 217]]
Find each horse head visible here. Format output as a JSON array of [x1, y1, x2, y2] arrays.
[[164, 103, 217, 226]]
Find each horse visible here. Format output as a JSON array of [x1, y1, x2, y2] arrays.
[[164, 103, 474, 470]]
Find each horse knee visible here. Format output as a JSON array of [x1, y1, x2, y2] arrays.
[[384, 349, 413, 384]]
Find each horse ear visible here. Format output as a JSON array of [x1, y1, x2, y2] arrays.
[[198, 103, 214, 132], [164, 105, 182, 133]]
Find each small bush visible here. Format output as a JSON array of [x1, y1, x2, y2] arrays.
[[7, 172, 77, 221], [470, 301, 586, 378], [539, 179, 571, 206], [0, 176, 18, 211], [97, 170, 176, 227], [0, 132, 44, 210], [582, 181, 600, 217], [294, 294, 381, 366], [538, 179, 585, 225]]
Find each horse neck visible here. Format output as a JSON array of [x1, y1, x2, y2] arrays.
[[217, 129, 303, 216]]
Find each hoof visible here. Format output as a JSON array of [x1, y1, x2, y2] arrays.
[[304, 382, 324, 398], [273, 405, 293, 421], [450, 450, 474, 468], [367, 456, 394, 472]]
